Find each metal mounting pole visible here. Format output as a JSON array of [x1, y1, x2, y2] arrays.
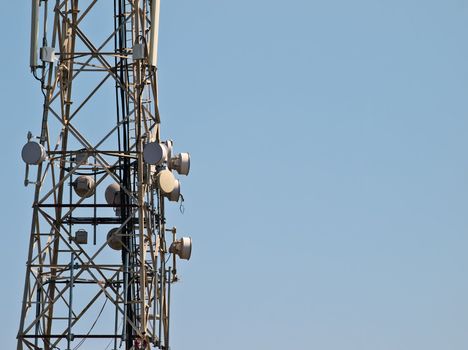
[[67, 252, 75, 350]]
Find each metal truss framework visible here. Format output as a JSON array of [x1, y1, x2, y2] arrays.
[[17, 1, 186, 349]]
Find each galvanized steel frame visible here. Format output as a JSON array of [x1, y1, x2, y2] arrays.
[[17, 1, 175, 349]]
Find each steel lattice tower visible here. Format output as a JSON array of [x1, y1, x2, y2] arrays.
[[17, 1, 192, 349]]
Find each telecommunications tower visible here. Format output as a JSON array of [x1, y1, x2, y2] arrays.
[[17, 1, 192, 349]]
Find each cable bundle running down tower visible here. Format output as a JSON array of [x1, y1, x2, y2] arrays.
[[17, 1, 192, 349]]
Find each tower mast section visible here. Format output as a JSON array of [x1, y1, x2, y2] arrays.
[[17, 1, 193, 350]]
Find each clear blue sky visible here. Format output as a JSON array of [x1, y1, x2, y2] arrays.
[[2, 0, 468, 349]]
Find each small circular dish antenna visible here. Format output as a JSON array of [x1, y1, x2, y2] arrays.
[[73, 175, 95, 198], [21, 141, 46, 165], [169, 237, 192, 260], [170, 153, 190, 175], [105, 183, 121, 205], [143, 142, 168, 165], [157, 169, 176, 194], [107, 228, 123, 250]]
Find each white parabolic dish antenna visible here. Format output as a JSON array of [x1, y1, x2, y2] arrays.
[[157, 169, 176, 194], [105, 183, 121, 205], [21, 141, 46, 165], [170, 237, 192, 260], [107, 228, 123, 250], [143, 142, 167, 165]]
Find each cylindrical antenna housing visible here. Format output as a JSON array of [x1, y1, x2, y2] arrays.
[[148, 0, 161, 67], [30, 0, 40, 69]]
